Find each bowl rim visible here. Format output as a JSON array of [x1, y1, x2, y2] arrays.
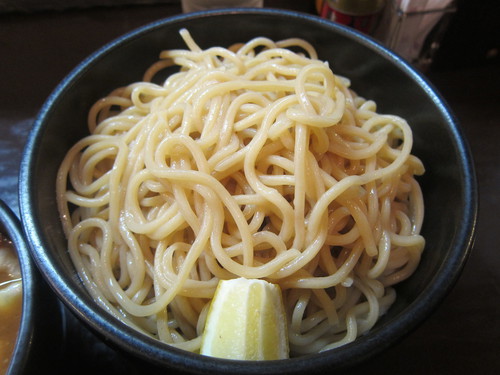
[[18, 7, 478, 374], [0, 200, 38, 375]]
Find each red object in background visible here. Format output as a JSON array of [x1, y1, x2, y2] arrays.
[[323, 7, 377, 33], [317, 0, 385, 34]]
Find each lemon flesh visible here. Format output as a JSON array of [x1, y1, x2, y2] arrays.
[[201, 277, 289, 360]]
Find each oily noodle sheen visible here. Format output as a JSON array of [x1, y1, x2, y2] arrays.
[[56, 29, 425, 355]]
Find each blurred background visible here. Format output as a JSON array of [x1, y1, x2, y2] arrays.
[[0, 0, 498, 69]]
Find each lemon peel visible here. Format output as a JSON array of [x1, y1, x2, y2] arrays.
[[201, 277, 289, 360]]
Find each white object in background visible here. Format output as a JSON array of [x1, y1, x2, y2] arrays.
[[376, 0, 455, 64], [397, 0, 453, 62], [181, 0, 263, 13]]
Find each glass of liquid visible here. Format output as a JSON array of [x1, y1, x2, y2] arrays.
[[181, 0, 264, 13]]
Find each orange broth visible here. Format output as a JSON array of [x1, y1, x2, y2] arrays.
[[0, 234, 22, 375]]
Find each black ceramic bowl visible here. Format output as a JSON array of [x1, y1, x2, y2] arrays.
[[0, 200, 64, 374], [19, 8, 477, 375]]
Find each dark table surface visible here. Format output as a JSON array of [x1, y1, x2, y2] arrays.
[[1, 1, 499, 374]]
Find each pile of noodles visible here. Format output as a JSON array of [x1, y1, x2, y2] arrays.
[[56, 29, 425, 356]]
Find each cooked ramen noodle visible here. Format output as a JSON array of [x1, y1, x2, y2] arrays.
[[56, 29, 425, 356], [0, 234, 22, 374]]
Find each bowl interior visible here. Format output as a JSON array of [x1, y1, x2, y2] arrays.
[[19, 9, 477, 375], [0, 201, 65, 375]]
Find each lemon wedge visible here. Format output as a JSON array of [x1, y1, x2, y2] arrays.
[[200, 277, 289, 360]]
